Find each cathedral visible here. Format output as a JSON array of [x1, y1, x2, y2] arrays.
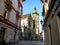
[[21, 7, 40, 40]]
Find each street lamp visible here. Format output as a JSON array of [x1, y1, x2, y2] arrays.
[[40, 20, 43, 25]]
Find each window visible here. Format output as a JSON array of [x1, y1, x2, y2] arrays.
[[0, 27, 6, 41], [4, 2, 11, 19], [33, 20, 35, 29], [57, 11, 60, 17], [4, 9, 9, 19], [49, 24, 51, 30], [51, 14, 54, 18], [29, 20, 31, 27], [45, 0, 48, 3]]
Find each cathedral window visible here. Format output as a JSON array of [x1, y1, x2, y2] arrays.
[[33, 20, 35, 29], [29, 20, 31, 27]]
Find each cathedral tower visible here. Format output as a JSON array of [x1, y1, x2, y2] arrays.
[[32, 7, 39, 40]]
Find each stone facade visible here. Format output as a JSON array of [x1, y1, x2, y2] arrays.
[[0, 0, 25, 44], [41, 0, 60, 45]]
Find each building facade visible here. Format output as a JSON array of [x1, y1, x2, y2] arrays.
[[0, 0, 25, 44], [41, 0, 60, 45]]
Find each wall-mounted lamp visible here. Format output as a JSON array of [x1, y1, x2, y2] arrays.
[[40, 20, 43, 25]]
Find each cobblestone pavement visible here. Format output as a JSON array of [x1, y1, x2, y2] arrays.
[[10, 41, 46, 45]]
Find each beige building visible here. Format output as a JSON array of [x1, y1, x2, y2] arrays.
[[41, 0, 60, 45], [0, 0, 25, 44]]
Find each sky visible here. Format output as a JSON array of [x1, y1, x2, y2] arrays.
[[23, 0, 43, 33]]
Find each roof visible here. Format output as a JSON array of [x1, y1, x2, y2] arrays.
[[21, 14, 30, 19]]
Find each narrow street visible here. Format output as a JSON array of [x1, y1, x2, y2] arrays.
[[10, 41, 45, 45], [0, 0, 60, 45]]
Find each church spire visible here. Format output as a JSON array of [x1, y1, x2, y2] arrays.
[[32, 7, 39, 15]]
